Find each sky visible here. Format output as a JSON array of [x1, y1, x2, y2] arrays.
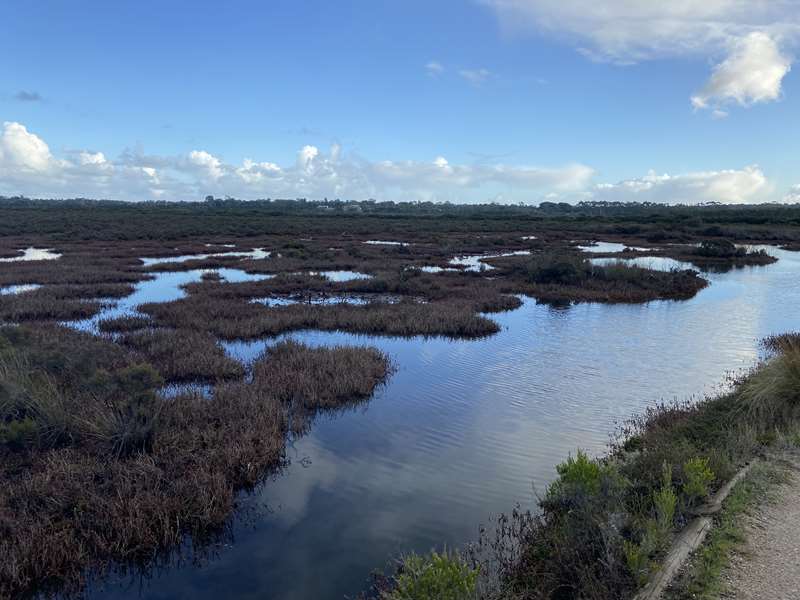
[[1, 0, 799, 204]]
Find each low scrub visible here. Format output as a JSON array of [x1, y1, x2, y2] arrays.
[[500, 252, 708, 304], [119, 328, 245, 382], [139, 295, 501, 340]]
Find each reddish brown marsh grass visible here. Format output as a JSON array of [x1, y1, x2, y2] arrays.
[[119, 328, 245, 382], [0, 324, 391, 599]]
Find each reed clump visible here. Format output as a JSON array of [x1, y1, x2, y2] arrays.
[[118, 328, 245, 382]]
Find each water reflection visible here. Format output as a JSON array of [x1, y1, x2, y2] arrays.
[[448, 250, 531, 272], [589, 256, 695, 272], [0, 284, 42, 295], [66, 268, 272, 333], [140, 248, 270, 266], [252, 294, 401, 307], [0, 247, 61, 262], [306, 270, 372, 282], [363, 240, 410, 247], [578, 241, 650, 253], [89, 248, 800, 600]]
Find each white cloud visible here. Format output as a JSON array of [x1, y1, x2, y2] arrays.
[[588, 165, 772, 205], [297, 145, 319, 172], [481, 1, 799, 111], [459, 68, 491, 85], [0, 121, 55, 171], [784, 184, 800, 203], [188, 150, 223, 180], [425, 61, 444, 77], [691, 32, 791, 110], [0, 122, 596, 203], [0, 121, 783, 205], [78, 151, 108, 166]]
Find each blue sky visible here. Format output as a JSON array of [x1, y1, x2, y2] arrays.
[[1, 1, 798, 203]]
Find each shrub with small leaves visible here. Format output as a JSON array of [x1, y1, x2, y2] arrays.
[[385, 551, 478, 600], [682, 457, 715, 505]]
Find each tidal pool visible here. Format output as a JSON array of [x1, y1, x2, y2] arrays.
[[0, 247, 61, 262], [447, 250, 532, 272], [306, 270, 372, 282], [253, 294, 401, 307], [140, 247, 270, 266], [589, 256, 696, 272], [66, 268, 272, 333], [578, 241, 651, 253], [0, 284, 41, 295], [363, 240, 410, 246], [89, 248, 800, 600]]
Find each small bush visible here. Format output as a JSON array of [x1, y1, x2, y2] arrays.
[[385, 551, 478, 600], [624, 463, 676, 585], [527, 253, 590, 285], [682, 457, 714, 505], [695, 240, 742, 258], [547, 450, 602, 499]]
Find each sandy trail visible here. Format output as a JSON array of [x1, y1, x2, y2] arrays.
[[723, 458, 800, 599]]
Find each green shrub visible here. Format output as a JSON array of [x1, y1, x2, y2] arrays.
[[385, 551, 478, 600], [547, 450, 602, 499], [653, 463, 677, 535], [624, 463, 676, 586], [682, 457, 715, 505]]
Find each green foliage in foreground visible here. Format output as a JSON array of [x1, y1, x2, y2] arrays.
[[383, 551, 478, 600], [666, 460, 789, 600], [390, 334, 800, 600]]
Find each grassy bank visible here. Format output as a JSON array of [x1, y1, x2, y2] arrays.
[[0, 324, 392, 599], [370, 334, 800, 600]]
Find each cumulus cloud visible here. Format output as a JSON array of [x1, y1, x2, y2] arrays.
[[692, 32, 792, 110], [188, 150, 223, 180], [0, 121, 783, 205], [0, 121, 56, 171], [481, 0, 798, 111], [589, 165, 772, 205], [0, 121, 596, 203], [459, 68, 492, 85]]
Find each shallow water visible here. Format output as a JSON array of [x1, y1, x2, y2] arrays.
[[306, 270, 372, 282], [140, 247, 270, 266], [363, 240, 410, 246], [589, 256, 696, 272], [578, 241, 650, 253], [90, 248, 800, 600], [253, 294, 401, 307], [66, 268, 272, 333], [448, 250, 532, 272], [0, 284, 41, 295], [0, 247, 61, 262]]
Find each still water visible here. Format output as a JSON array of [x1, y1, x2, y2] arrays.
[[92, 248, 799, 600]]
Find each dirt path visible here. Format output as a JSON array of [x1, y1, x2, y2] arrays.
[[723, 459, 800, 599]]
